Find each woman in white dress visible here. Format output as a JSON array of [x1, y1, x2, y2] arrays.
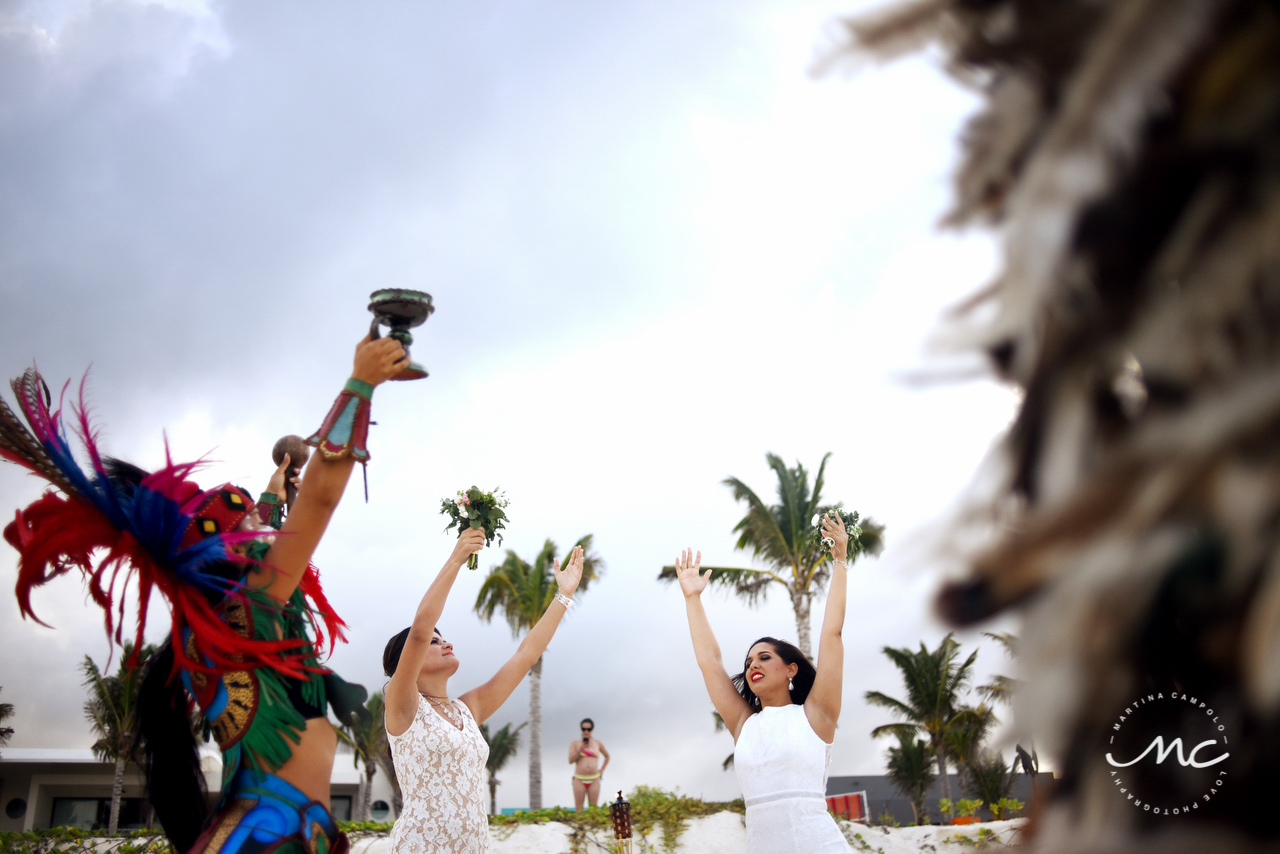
[[383, 528, 585, 854], [673, 512, 852, 854]]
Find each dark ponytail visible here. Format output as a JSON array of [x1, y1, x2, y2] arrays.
[[139, 638, 208, 851]]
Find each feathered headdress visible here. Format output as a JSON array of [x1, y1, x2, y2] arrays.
[[1, 368, 344, 679]]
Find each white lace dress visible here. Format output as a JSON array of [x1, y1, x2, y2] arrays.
[[388, 695, 491, 854], [734, 704, 851, 854]]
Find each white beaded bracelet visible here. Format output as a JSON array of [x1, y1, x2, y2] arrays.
[[554, 592, 574, 608], [832, 557, 849, 570]]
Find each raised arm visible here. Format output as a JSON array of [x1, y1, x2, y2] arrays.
[[460, 546, 585, 725], [675, 549, 753, 741], [248, 334, 407, 601], [805, 513, 848, 743], [385, 528, 487, 736]]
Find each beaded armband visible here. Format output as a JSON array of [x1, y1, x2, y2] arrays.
[[305, 378, 374, 463], [256, 492, 284, 530]]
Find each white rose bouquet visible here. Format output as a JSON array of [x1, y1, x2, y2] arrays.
[[811, 508, 864, 555]]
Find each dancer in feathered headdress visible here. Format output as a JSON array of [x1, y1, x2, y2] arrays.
[[2, 333, 408, 854]]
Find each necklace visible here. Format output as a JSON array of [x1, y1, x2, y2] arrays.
[[422, 694, 462, 730]]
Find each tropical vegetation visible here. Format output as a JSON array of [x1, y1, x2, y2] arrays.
[[866, 633, 978, 804], [81, 642, 157, 834], [479, 720, 526, 815], [336, 691, 390, 820], [884, 731, 936, 825], [657, 453, 883, 658], [474, 535, 602, 811]]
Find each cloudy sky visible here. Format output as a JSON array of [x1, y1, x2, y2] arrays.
[[0, 0, 1023, 810]]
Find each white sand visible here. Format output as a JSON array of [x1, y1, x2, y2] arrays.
[[347, 814, 1028, 853]]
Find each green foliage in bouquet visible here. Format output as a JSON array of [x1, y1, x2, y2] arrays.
[[441, 486, 510, 569], [810, 508, 865, 556]]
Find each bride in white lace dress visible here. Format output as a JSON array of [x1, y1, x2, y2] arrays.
[[383, 528, 586, 854], [672, 511, 853, 854]]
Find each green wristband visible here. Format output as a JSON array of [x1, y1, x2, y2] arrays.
[[344, 378, 375, 401], [258, 492, 281, 506]]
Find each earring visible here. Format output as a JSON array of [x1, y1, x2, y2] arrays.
[[788, 678, 794, 691]]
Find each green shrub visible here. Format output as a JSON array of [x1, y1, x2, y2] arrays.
[[955, 798, 984, 817], [989, 797, 1024, 820]]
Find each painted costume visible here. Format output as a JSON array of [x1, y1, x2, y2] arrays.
[[0, 370, 374, 853]]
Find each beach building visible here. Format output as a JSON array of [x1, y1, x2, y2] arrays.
[[0, 747, 398, 832]]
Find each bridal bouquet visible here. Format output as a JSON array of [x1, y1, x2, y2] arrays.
[[812, 508, 863, 556], [440, 486, 510, 569]]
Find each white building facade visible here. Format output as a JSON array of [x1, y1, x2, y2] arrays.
[[0, 747, 398, 833]]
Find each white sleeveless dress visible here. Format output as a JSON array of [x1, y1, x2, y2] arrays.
[[388, 695, 491, 854], [734, 704, 851, 853]]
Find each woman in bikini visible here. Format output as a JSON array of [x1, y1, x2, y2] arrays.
[[382, 535, 586, 853], [569, 718, 609, 810]]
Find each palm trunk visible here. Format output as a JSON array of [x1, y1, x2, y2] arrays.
[[360, 763, 375, 820], [528, 655, 543, 811], [108, 754, 125, 833], [489, 773, 498, 815], [791, 587, 813, 660], [935, 742, 952, 807]]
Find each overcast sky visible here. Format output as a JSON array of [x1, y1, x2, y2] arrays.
[[0, 0, 1024, 810]]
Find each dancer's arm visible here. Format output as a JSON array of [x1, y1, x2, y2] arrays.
[[805, 513, 848, 743], [385, 528, 487, 736], [675, 549, 753, 741], [460, 546, 585, 726], [249, 334, 406, 601]]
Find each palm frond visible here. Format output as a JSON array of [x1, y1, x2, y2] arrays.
[[870, 721, 921, 739], [475, 536, 602, 637]]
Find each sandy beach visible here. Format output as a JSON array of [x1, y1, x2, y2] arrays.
[[346, 815, 1028, 854]]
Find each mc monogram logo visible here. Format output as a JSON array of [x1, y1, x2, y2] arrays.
[[1104, 690, 1231, 816]]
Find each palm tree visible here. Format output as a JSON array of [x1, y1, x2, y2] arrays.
[[884, 731, 936, 825], [866, 634, 977, 803], [474, 536, 603, 811], [479, 721, 527, 815], [942, 704, 998, 797], [658, 453, 883, 658], [0, 687, 14, 757], [337, 691, 389, 821], [82, 642, 156, 833]]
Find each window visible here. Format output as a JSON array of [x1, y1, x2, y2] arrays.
[[5, 798, 26, 820], [370, 800, 390, 820], [329, 796, 352, 822], [50, 798, 148, 831]]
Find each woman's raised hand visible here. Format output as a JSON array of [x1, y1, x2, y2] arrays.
[[821, 512, 849, 561], [449, 527, 487, 569], [555, 545, 586, 597], [266, 452, 302, 503], [351, 333, 409, 386], [674, 548, 711, 598]]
